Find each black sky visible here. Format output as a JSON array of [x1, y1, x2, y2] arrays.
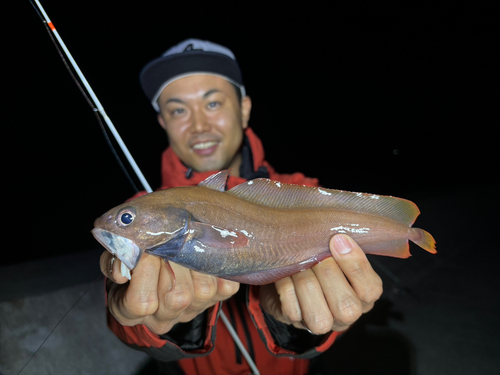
[[5, 1, 498, 263]]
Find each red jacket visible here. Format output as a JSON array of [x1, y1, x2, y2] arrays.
[[107, 128, 340, 374]]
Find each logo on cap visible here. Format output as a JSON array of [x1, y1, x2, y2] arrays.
[[183, 44, 203, 52]]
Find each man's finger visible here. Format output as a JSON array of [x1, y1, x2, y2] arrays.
[[274, 276, 300, 324], [189, 271, 218, 307], [292, 269, 333, 334], [120, 253, 163, 319], [215, 278, 240, 301], [159, 262, 195, 322], [312, 255, 362, 329], [329, 234, 383, 312], [99, 251, 128, 284], [100, 251, 114, 280]]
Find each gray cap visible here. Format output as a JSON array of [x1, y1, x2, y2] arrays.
[[140, 39, 246, 112]]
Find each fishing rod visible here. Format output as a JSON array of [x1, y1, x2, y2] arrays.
[[29, 2, 260, 374], [30, 0, 151, 194]]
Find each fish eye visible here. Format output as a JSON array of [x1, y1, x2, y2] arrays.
[[117, 209, 135, 226]]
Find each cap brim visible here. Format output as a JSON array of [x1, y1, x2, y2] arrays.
[[140, 51, 245, 111]]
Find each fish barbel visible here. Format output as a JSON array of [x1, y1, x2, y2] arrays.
[[92, 170, 436, 285]]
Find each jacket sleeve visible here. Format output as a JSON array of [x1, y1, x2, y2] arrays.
[[105, 278, 220, 362], [247, 285, 340, 358]]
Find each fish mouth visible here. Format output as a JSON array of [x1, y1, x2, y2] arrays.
[[92, 228, 143, 270]]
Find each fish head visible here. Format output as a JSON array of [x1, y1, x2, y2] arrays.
[[92, 195, 190, 270]]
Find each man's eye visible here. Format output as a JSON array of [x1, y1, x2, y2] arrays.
[[207, 101, 220, 109], [171, 108, 185, 116]]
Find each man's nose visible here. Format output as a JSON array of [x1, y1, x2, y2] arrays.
[[190, 110, 211, 133]]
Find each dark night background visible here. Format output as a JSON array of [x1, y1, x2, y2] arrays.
[[7, 1, 497, 264], [2, 2, 500, 374]]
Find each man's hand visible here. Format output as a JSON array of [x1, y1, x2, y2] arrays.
[[100, 252, 240, 335], [260, 234, 383, 334]]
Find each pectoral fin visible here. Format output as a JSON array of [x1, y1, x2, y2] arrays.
[[187, 221, 249, 249]]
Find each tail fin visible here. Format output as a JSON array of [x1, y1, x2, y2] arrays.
[[410, 228, 437, 254]]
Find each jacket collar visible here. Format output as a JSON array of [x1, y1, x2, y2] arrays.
[[160, 127, 268, 189]]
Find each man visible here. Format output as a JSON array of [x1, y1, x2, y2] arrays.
[[100, 39, 382, 375]]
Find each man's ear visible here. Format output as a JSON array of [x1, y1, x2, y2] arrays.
[[241, 96, 252, 129], [157, 113, 168, 131]]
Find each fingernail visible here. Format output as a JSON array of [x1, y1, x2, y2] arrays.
[[333, 235, 352, 254]]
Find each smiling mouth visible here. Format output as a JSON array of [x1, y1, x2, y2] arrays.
[[192, 141, 218, 150]]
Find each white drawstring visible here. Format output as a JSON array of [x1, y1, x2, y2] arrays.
[[220, 308, 260, 375]]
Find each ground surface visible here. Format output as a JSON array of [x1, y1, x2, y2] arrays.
[[2, 183, 499, 375]]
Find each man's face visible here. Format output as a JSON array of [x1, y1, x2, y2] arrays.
[[157, 75, 251, 176]]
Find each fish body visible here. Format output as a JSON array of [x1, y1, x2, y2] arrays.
[[92, 170, 436, 285]]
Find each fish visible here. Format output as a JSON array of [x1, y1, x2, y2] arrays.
[[92, 170, 436, 285]]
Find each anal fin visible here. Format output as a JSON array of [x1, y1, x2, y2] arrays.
[[220, 251, 332, 285]]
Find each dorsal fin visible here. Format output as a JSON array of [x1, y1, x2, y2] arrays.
[[227, 178, 421, 226], [198, 170, 230, 192]]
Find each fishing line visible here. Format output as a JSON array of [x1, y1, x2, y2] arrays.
[[30, 1, 259, 374], [16, 273, 104, 375]]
